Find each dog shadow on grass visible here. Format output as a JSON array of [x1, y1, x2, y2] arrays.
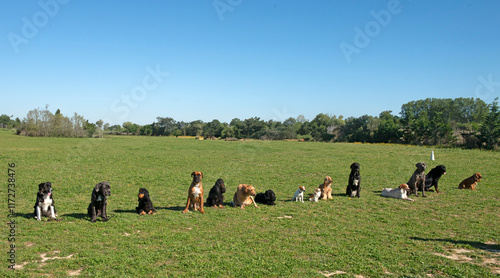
[[411, 237, 500, 253], [114, 209, 136, 214]]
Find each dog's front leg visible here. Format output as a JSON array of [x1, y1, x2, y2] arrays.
[[90, 205, 97, 222], [199, 196, 205, 214], [50, 206, 56, 219], [102, 201, 108, 221], [36, 205, 41, 221], [250, 196, 259, 208], [182, 196, 191, 213]]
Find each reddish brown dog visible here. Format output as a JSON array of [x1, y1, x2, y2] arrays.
[[233, 184, 259, 209], [182, 171, 204, 213], [458, 172, 482, 190]]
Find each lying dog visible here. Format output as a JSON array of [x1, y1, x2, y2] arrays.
[[136, 188, 156, 215], [291, 186, 306, 202], [233, 184, 259, 209], [346, 162, 361, 198], [255, 189, 276, 205], [182, 171, 204, 213], [33, 182, 56, 220], [309, 188, 322, 202], [407, 162, 427, 197], [205, 179, 226, 208], [458, 173, 482, 190], [381, 184, 414, 201], [87, 181, 111, 222], [319, 176, 333, 200], [420, 165, 446, 193]]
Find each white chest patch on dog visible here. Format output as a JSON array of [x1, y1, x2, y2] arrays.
[[41, 195, 52, 212], [193, 184, 202, 198], [97, 195, 103, 202], [353, 179, 359, 186]]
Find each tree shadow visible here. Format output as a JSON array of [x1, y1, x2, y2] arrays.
[[410, 237, 500, 253]]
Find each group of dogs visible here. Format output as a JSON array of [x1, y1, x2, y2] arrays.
[[33, 163, 483, 221]]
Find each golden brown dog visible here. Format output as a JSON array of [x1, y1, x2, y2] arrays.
[[182, 171, 204, 213], [319, 176, 333, 200], [458, 173, 482, 190], [233, 184, 259, 209]]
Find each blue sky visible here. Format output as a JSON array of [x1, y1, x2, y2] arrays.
[[1, 0, 499, 125]]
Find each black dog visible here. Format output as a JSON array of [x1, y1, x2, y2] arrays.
[[205, 179, 226, 208], [136, 188, 156, 215], [87, 181, 111, 222], [33, 182, 56, 220], [255, 189, 276, 205], [346, 162, 361, 198], [419, 165, 446, 193]]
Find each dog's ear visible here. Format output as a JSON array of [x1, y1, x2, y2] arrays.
[[200, 172, 204, 178], [94, 183, 101, 193], [38, 183, 45, 191], [191, 172, 195, 177]]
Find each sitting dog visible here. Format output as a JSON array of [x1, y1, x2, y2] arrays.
[[255, 189, 276, 205], [33, 182, 57, 221], [87, 181, 111, 222], [233, 184, 259, 209], [381, 184, 414, 201], [420, 165, 446, 193], [458, 173, 482, 190], [182, 171, 204, 213], [346, 162, 361, 198], [205, 179, 226, 208], [319, 176, 333, 200], [309, 188, 322, 202], [291, 186, 306, 202], [136, 188, 156, 215], [407, 162, 427, 197]]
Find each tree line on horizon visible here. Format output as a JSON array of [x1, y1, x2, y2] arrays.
[[2, 97, 499, 150]]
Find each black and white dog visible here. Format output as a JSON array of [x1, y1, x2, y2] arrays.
[[346, 162, 361, 198], [87, 181, 111, 222], [420, 165, 446, 193], [255, 189, 276, 205], [33, 182, 56, 220], [205, 179, 226, 208]]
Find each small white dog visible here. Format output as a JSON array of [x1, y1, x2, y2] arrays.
[[309, 188, 321, 202], [291, 186, 306, 203], [381, 184, 414, 201]]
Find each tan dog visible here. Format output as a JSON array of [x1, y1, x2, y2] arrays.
[[182, 172, 204, 213], [458, 173, 482, 190], [319, 176, 333, 200], [233, 184, 259, 209]]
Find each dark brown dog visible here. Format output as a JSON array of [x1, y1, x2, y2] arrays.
[[458, 173, 482, 190], [182, 172, 204, 213], [407, 162, 427, 197]]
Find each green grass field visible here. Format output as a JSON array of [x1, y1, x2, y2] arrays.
[[1, 129, 499, 277]]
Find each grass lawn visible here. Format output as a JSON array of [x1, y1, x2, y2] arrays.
[[1, 129, 499, 277]]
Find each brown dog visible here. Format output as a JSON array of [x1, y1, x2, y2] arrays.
[[233, 184, 259, 209], [182, 172, 204, 213], [458, 173, 482, 190], [319, 176, 333, 200]]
